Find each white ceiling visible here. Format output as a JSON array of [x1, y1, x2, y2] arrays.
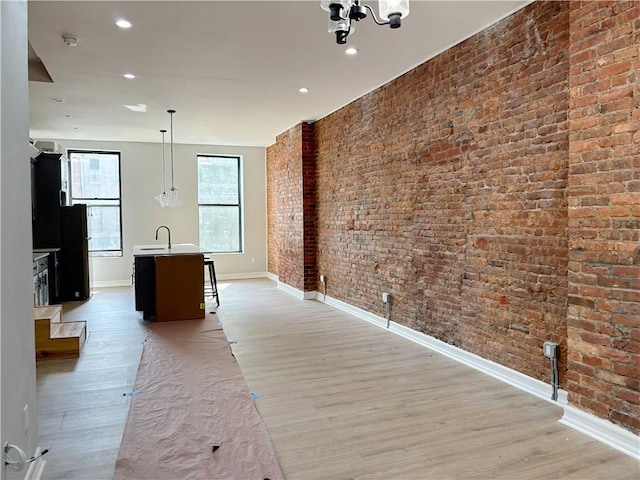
[[28, 1, 529, 147]]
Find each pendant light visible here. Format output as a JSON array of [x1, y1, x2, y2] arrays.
[[165, 109, 181, 207], [154, 129, 168, 207]]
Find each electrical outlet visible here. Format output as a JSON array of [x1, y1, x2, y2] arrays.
[[320, 275, 326, 283], [382, 292, 390, 303], [543, 341, 558, 359]]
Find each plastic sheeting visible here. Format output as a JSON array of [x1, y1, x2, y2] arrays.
[[114, 314, 284, 480]]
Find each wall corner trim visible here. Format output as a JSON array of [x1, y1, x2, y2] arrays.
[[275, 281, 317, 300], [275, 280, 304, 299], [559, 406, 640, 460]]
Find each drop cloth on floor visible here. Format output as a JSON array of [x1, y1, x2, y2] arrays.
[[114, 314, 284, 480]]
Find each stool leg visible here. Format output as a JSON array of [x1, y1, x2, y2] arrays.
[[210, 262, 219, 307], [204, 264, 210, 297], [208, 263, 215, 292]]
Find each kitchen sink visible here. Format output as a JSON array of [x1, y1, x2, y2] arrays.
[[140, 247, 166, 251]]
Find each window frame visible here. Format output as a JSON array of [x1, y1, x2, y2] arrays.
[[68, 149, 124, 257], [197, 154, 243, 254]]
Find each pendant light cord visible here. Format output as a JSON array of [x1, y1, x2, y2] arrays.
[[168, 109, 176, 189], [160, 129, 167, 194]]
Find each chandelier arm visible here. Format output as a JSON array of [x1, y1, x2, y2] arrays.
[[362, 4, 390, 26]]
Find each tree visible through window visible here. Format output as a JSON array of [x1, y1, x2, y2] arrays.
[[69, 150, 123, 257], [197, 155, 242, 253]]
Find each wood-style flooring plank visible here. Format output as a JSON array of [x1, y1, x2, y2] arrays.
[[36, 289, 147, 480], [218, 279, 639, 480], [35, 280, 639, 480]]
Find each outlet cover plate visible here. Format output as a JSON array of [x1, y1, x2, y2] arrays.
[[543, 341, 558, 359]]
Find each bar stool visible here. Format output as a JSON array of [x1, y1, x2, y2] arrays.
[[204, 255, 219, 307]]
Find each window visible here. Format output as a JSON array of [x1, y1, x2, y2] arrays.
[[197, 155, 242, 253], [69, 150, 123, 257]]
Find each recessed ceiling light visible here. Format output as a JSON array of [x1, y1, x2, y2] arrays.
[[123, 103, 147, 112], [299, 87, 309, 94], [116, 19, 132, 29], [123, 73, 136, 79], [62, 114, 73, 118], [62, 36, 78, 47], [345, 47, 358, 55], [70, 127, 79, 130], [52, 98, 65, 103]]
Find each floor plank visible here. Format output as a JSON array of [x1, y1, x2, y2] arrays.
[[36, 279, 639, 479]]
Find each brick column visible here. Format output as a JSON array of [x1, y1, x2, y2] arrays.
[[266, 122, 317, 292], [567, 1, 640, 434]]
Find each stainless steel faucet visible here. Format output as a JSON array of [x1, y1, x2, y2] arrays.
[[155, 225, 171, 249]]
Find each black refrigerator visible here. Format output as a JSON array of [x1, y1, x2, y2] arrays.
[[60, 204, 91, 300]]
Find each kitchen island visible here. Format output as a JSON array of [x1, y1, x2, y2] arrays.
[[133, 243, 211, 321]]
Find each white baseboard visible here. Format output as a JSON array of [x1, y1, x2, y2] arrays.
[[276, 281, 305, 299], [275, 279, 317, 300], [391, 321, 569, 406], [217, 272, 269, 281], [92, 280, 131, 288], [93, 272, 270, 288], [266, 272, 278, 282], [560, 405, 640, 460], [313, 291, 639, 460], [316, 291, 566, 405]]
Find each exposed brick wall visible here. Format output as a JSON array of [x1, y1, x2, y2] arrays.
[[266, 123, 317, 291], [314, 0, 570, 384], [567, 1, 640, 433], [266, 0, 640, 435], [266, 142, 279, 277], [302, 123, 318, 292], [266, 125, 304, 290]]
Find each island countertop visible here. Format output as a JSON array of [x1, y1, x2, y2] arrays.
[[133, 243, 212, 257]]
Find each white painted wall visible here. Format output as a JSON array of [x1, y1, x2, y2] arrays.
[[53, 140, 267, 285], [1, 1, 39, 478]]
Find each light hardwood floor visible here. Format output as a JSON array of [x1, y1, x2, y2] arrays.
[[37, 279, 638, 479]]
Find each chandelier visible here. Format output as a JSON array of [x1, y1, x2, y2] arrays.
[[321, 0, 410, 44]]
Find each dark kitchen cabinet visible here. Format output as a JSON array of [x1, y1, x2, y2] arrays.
[[134, 256, 156, 319], [33, 248, 62, 304], [31, 151, 90, 302], [134, 254, 205, 321], [32, 152, 69, 249]]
